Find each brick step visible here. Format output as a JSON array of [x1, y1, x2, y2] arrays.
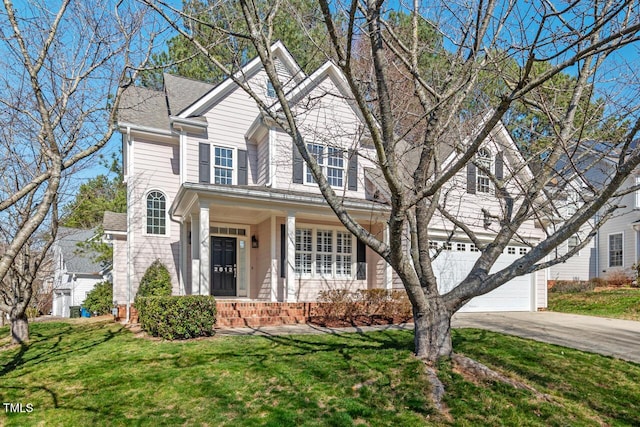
[[217, 309, 307, 318]]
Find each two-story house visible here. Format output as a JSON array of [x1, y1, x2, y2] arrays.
[[107, 42, 549, 319]]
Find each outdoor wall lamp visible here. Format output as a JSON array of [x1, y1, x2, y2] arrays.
[[252, 235, 259, 248]]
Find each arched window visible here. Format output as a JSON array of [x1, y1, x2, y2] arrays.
[[146, 191, 166, 235], [476, 148, 492, 193]]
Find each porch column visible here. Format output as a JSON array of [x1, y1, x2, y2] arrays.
[[383, 223, 393, 290], [179, 221, 187, 295], [199, 201, 210, 295], [286, 211, 296, 301], [269, 215, 277, 302], [190, 214, 200, 294]]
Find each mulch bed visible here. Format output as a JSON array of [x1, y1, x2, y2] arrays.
[[308, 315, 413, 328]]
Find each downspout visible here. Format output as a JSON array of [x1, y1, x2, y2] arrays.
[[266, 127, 274, 187], [126, 126, 132, 323]]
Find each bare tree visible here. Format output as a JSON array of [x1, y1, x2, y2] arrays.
[[0, 0, 153, 344], [148, 0, 640, 367]]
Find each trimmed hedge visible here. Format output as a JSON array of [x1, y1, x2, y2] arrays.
[[136, 295, 217, 340], [83, 281, 113, 315]]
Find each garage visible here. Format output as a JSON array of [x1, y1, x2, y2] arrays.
[[431, 243, 534, 312]]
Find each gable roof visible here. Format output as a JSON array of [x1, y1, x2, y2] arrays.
[[178, 41, 306, 118], [56, 227, 104, 275]]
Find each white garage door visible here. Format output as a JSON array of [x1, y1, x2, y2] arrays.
[[432, 244, 533, 312]]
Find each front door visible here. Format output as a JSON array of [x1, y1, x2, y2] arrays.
[[211, 236, 237, 296]]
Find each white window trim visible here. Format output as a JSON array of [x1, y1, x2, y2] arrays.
[[143, 189, 170, 237], [608, 232, 624, 268], [211, 144, 237, 185], [303, 144, 346, 189], [567, 235, 580, 256], [635, 176, 640, 209], [476, 147, 493, 194], [294, 224, 355, 279]]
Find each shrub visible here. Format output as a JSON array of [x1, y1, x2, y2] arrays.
[[83, 281, 113, 315], [136, 259, 172, 299], [605, 270, 633, 288], [550, 280, 596, 293], [136, 295, 216, 340], [315, 289, 412, 323]]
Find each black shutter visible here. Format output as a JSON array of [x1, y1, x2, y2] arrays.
[[199, 143, 210, 184], [356, 239, 367, 280], [238, 149, 248, 185], [495, 151, 504, 181], [348, 150, 358, 191], [292, 141, 303, 183], [280, 224, 286, 278], [466, 163, 476, 194]]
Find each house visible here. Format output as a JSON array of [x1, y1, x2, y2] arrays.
[[51, 227, 109, 317], [546, 143, 640, 284], [108, 41, 548, 319]]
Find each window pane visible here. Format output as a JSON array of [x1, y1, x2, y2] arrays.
[[146, 191, 166, 235], [609, 234, 623, 267], [214, 147, 233, 184], [477, 148, 491, 193]]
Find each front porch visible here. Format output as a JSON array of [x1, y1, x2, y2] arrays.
[[171, 183, 392, 303]]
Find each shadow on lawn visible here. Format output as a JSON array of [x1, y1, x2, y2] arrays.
[[0, 321, 126, 378]]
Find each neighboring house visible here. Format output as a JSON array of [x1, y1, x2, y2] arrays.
[[547, 143, 640, 283], [51, 227, 109, 317], [110, 41, 548, 315]]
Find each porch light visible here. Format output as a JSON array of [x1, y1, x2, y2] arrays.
[[252, 235, 259, 248]]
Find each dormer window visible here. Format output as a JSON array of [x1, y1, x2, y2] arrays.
[[476, 148, 492, 193]]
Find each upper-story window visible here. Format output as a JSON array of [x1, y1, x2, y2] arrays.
[[635, 176, 640, 208], [146, 190, 166, 235], [266, 79, 276, 98], [214, 147, 233, 185], [476, 148, 492, 193], [304, 143, 345, 188]]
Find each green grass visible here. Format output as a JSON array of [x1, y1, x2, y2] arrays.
[[548, 288, 640, 321], [0, 320, 638, 426]]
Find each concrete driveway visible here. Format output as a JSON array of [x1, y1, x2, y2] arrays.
[[452, 311, 640, 364]]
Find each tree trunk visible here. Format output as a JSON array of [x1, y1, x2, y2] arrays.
[[10, 311, 29, 345], [413, 298, 452, 363]]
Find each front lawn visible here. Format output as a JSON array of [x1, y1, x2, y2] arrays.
[[548, 288, 640, 321], [0, 320, 638, 426]]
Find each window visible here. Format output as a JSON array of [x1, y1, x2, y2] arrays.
[[294, 227, 354, 278], [327, 147, 344, 187], [305, 143, 345, 188], [146, 191, 166, 235], [305, 144, 324, 184], [266, 80, 276, 98], [470, 244, 480, 252], [456, 243, 466, 251], [476, 148, 492, 193], [295, 228, 312, 275], [442, 242, 452, 251], [336, 231, 352, 276], [429, 241, 438, 250], [214, 146, 233, 184], [609, 233, 623, 267], [566, 190, 579, 217], [567, 235, 579, 254], [519, 247, 528, 255], [507, 247, 516, 255], [635, 176, 640, 208], [316, 230, 333, 276]]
